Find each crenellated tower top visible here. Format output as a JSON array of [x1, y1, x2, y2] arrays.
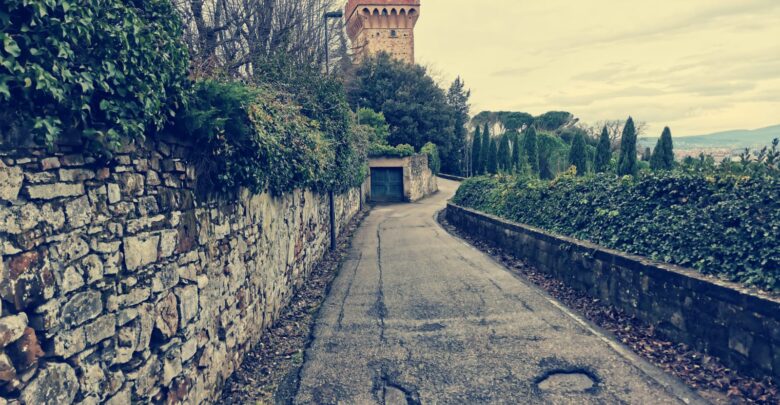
[[345, 0, 421, 64]]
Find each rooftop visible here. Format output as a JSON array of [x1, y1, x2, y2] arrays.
[[345, 0, 421, 21]]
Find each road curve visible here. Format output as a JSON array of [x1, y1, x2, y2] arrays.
[[294, 178, 703, 404]]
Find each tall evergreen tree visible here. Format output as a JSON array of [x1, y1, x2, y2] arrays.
[[642, 147, 652, 161], [568, 132, 588, 176], [487, 139, 498, 174], [347, 54, 460, 172], [617, 117, 638, 176], [594, 126, 611, 173], [510, 131, 521, 172], [498, 134, 511, 172], [650, 127, 675, 171], [480, 123, 491, 174], [523, 127, 540, 175], [447, 77, 471, 175], [470, 126, 482, 176]]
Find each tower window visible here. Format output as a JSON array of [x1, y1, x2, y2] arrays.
[[390, 30, 397, 38]]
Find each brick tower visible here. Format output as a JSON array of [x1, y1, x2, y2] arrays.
[[345, 0, 421, 64]]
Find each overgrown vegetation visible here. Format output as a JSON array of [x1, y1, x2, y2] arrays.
[[357, 102, 442, 173], [347, 53, 470, 175], [461, 111, 779, 290], [0, 0, 189, 152], [368, 143, 415, 158], [2, 0, 371, 197], [453, 166, 780, 291], [421, 142, 441, 174], [173, 81, 356, 196]]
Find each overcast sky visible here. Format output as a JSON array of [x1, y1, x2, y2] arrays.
[[413, 0, 780, 136]]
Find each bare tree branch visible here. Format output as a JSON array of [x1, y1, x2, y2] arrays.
[[175, 0, 347, 78]]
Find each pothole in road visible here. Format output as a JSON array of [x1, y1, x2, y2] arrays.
[[536, 371, 596, 393], [384, 386, 409, 405]]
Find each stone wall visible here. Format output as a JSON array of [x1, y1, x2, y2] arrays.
[[407, 154, 437, 202], [446, 203, 780, 380], [0, 135, 366, 404], [436, 173, 465, 182]]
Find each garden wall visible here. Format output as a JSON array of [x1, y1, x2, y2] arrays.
[[0, 133, 366, 404], [446, 203, 780, 380]]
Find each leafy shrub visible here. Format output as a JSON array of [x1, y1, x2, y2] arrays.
[[175, 81, 333, 196], [252, 54, 367, 192], [0, 0, 189, 152], [453, 172, 780, 291], [356, 108, 390, 145], [421, 142, 441, 174], [347, 54, 459, 171], [369, 143, 415, 158]]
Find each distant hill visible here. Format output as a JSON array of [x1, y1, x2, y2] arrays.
[[639, 125, 780, 150]]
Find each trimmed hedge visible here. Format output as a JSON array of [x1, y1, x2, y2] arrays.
[[0, 0, 189, 151], [453, 173, 780, 291]]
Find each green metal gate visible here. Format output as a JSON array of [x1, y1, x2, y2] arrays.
[[370, 168, 404, 202]]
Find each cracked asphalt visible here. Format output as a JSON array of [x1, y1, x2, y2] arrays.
[[293, 179, 705, 404]]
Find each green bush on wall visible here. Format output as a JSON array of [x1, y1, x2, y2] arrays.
[[0, 0, 189, 151], [421, 142, 441, 174], [1, 1, 369, 197], [368, 143, 415, 158], [453, 173, 780, 291], [175, 81, 334, 196]]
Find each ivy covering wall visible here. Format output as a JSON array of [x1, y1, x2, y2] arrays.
[[453, 173, 780, 291], [0, 0, 368, 196], [0, 0, 189, 151]]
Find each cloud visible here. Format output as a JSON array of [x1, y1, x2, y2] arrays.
[[490, 66, 541, 77], [559, 0, 780, 52], [572, 65, 638, 82], [416, 0, 780, 135], [545, 86, 667, 107], [684, 82, 757, 97]]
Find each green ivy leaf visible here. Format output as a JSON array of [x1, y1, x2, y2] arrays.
[[3, 36, 21, 58]]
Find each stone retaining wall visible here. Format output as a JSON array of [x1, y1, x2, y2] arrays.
[[0, 135, 366, 404], [436, 173, 465, 182], [446, 203, 780, 380]]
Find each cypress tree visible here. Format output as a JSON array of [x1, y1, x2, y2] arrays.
[[568, 132, 588, 176], [643, 147, 652, 161], [617, 117, 638, 176], [650, 127, 675, 171], [480, 123, 491, 174], [523, 127, 540, 175], [511, 131, 521, 173], [498, 134, 511, 172], [594, 126, 611, 173], [487, 138, 498, 174], [470, 126, 482, 176]]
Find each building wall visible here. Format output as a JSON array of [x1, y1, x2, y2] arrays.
[[354, 28, 415, 64], [0, 135, 366, 404], [345, 1, 420, 64], [446, 203, 780, 380], [368, 154, 437, 202]]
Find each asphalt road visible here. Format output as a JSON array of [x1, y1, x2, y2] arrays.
[[294, 179, 704, 405]]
